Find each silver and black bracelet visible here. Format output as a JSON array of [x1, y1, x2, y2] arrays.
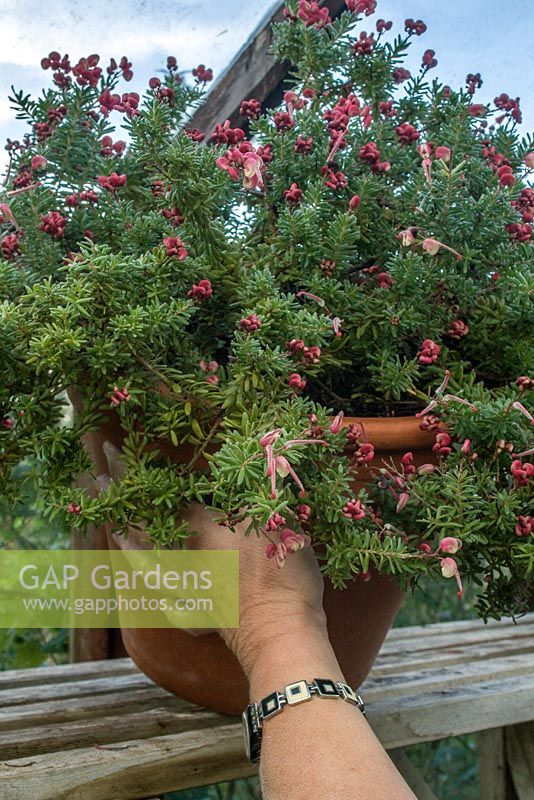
[[242, 678, 365, 763]]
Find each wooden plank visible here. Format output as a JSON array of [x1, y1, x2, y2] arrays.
[[189, 0, 347, 134], [389, 750, 440, 800], [362, 653, 534, 701], [3, 674, 534, 798], [379, 620, 534, 656], [0, 724, 256, 800], [371, 634, 534, 676], [0, 658, 135, 689], [0, 674, 154, 707], [0, 687, 181, 731], [479, 728, 513, 800], [368, 674, 534, 750], [387, 614, 534, 642], [506, 722, 534, 800], [0, 706, 230, 760]]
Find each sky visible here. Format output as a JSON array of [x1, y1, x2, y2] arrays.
[[0, 0, 533, 168]]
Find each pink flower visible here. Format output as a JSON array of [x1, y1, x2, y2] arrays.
[[460, 439, 471, 455], [440, 557, 463, 597], [192, 64, 213, 83], [511, 459, 534, 486], [110, 386, 131, 407], [242, 152, 264, 190], [329, 411, 344, 434], [433, 432, 452, 458], [266, 541, 287, 568], [346, 0, 376, 14], [163, 236, 188, 260], [40, 211, 67, 238], [205, 375, 219, 386], [210, 120, 245, 145], [397, 228, 415, 246], [353, 32, 375, 56], [298, 0, 332, 28], [67, 502, 82, 515], [439, 537, 462, 554], [396, 492, 410, 512], [342, 498, 366, 520], [1, 232, 21, 260], [396, 122, 420, 144], [31, 155, 47, 170], [353, 442, 375, 465], [447, 319, 469, 340], [303, 345, 321, 364], [349, 194, 361, 211], [376, 19, 392, 33], [525, 152, 534, 168], [265, 512, 287, 531], [404, 18, 427, 35], [275, 455, 306, 497], [392, 67, 411, 84], [162, 207, 185, 227], [419, 413, 440, 432], [240, 98, 262, 119], [295, 135, 314, 154], [97, 172, 127, 192], [297, 504, 312, 522], [435, 146, 451, 162], [239, 314, 262, 332], [280, 527, 311, 552], [506, 222, 532, 243], [284, 182, 303, 204], [401, 452, 416, 475], [516, 376, 534, 392], [515, 516, 533, 537], [188, 279, 212, 301], [418, 339, 441, 365], [289, 373, 307, 391], [422, 49, 438, 69]]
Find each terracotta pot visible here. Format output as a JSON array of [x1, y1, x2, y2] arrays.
[[72, 400, 435, 716]]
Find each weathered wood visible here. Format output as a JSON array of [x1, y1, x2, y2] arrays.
[[0, 687, 183, 731], [0, 657, 136, 689], [386, 614, 529, 641], [0, 706, 229, 760], [379, 619, 534, 656], [1, 615, 533, 799], [479, 728, 515, 800], [189, 0, 348, 134], [0, 724, 256, 800], [389, 750, 440, 800], [506, 722, 534, 800]]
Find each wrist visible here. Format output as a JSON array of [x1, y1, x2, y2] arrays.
[[245, 616, 344, 702]]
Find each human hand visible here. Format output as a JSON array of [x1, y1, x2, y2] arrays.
[[102, 441, 328, 678]]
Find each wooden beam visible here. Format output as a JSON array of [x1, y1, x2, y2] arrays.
[[389, 750, 440, 800], [479, 728, 516, 800], [506, 723, 534, 800], [190, 0, 348, 134]]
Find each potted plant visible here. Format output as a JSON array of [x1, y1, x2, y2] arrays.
[[1, 0, 533, 715]]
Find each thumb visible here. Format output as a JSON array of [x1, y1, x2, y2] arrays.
[[103, 440, 127, 482]]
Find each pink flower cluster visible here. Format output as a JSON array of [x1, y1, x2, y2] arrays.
[[99, 89, 140, 118], [297, 0, 332, 28], [192, 64, 213, 83], [163, 236, 188, 260], [515, 516, 533, 537], [511, 460, 534, 486], [216, 142, 265, 190], [359, 142, 390, 173], [97, 173, 127, 192], [396, 122, 420, 144], [239, 314, 262, 332], [417, 339, 441, 365], [40, 211, 67, 238], [110, 386, 131, 406], [188, 279, 212, 301]]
